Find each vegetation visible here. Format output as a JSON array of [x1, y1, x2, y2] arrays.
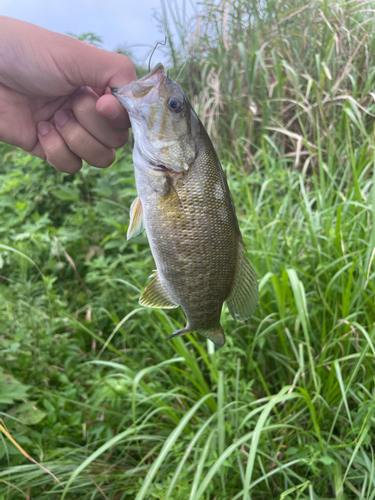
[[1, 0, 375, 498]]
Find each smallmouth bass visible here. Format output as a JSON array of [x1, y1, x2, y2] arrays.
[[112, 63, 258, 348]]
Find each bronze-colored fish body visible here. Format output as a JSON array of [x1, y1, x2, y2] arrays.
[[112, 64, 258, 347]]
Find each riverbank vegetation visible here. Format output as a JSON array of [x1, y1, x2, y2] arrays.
[[1, 1, 375, 498]]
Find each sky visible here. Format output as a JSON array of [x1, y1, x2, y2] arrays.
[[1, 0, 179, 65]]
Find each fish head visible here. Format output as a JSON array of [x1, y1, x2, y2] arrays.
[[112, 63, 199, 173]]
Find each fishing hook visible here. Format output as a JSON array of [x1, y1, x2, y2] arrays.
[[148, 36, 167, 72]]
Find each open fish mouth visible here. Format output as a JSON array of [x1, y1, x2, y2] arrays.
[[136, 62, 166, 86], [111, 63, 166, 101]]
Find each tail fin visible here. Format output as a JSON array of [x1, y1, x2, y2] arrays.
[[226, 245, 258, 322], [166, 326, 226, 348]]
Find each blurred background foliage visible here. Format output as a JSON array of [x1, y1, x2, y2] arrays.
[[1, 0, 375, 498]]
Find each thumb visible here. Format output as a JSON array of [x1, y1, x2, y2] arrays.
[[0, 17, 137, 96], [61, 39, 137, 90]]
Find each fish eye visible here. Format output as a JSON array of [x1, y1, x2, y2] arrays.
[[167, 95, 183, 113]]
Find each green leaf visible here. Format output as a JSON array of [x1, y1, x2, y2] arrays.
[[285, 446, 298, 456], [0, 370, 30, 404], [14, 402, 47, 425]]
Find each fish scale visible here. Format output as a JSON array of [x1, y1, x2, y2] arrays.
[[112, 63, 258, 348]]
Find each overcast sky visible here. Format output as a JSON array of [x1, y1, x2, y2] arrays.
[[1, 0, 188, 65]]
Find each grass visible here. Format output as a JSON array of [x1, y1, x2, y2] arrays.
[[1, 0, 375, 498]]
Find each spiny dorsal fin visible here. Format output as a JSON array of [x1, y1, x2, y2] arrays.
[[127, 196, 144, 240], [226, 246, 258, 322], [139, 272, 179, 309]]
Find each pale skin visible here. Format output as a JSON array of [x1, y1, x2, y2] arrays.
[[0, 16, 137, 173]]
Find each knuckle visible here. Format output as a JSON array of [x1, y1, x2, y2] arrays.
[[72, 89, 97, 118], [44, 144, 81, 173], [64, 164, 82, 173], [114, 53, 137, 80], [89, 149, 116, 168], [107, 131, 128, 149], [50, 157, 82, 173], [39, 126, 82, 173], [37, 152, 47, 161], [28, 143, 46, 160], [63, 127, 85, 150], [42, 134, 64, 157]]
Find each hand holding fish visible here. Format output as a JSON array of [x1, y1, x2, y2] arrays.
[[0, 16, 136, 172]]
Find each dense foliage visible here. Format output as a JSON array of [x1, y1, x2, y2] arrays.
[[1, 1, 375, 498]]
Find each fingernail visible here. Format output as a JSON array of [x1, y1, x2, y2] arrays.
[[55, 110, 70, 127], [100, 104, 120, 120], [38, 122, 50, 136]]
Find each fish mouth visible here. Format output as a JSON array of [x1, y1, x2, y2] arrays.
[[111, 63, 166, 101], [137, 63, 166, 86]]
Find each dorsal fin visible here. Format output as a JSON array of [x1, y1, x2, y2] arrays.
[[226, 246, 258, 321], [139, 271, 179, 309], [127, 196, 144, 240]]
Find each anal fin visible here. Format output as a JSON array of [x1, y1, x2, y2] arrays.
[[203, 326, 226, 347], [226, 246, 258, 321], [127, 196, 144, 240], [166, 325, 226, 348], [139, 272, 179, 309]]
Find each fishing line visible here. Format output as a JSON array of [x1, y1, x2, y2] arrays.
[[175, 58, 188, 83], [148, 36, 168, 72]]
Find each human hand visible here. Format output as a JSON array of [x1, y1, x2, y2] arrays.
[[0, 16, 137, 173]]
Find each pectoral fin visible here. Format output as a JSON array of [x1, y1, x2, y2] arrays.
[[139, 272, 179, 309], [226, 246, 258, 321], [127, 197, 144, 240]]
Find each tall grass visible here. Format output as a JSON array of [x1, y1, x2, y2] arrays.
[[165, 0, 375, 169], [1, 0, 375, 498]]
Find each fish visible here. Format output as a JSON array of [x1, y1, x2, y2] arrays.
[[111, 63, 258, 348]]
